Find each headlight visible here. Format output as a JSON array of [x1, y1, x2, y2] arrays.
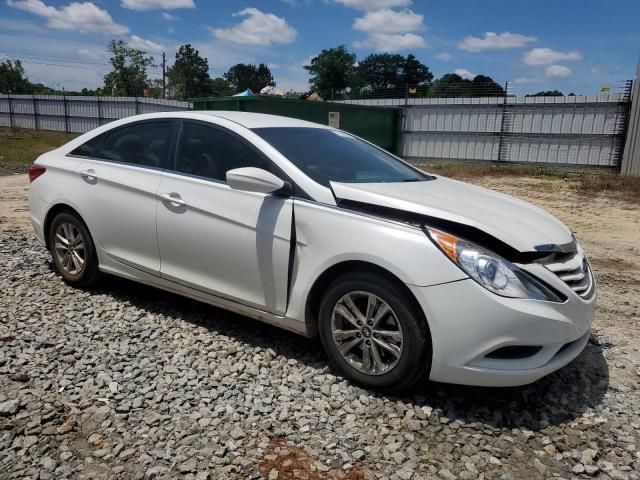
[[426, 227, 562, 302]]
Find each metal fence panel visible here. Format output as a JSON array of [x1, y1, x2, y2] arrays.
[[621, 64, 640, 175], [403, 132, 499, 162], [340, 92, 630, 167], [0, 95, 192, 134]]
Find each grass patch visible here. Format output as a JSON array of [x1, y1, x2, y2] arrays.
[[414, 162, 569, 180], [574, 173, 640, 203], [0, 128, 77, 174]]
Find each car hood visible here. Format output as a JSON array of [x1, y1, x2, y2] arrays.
[[330, 176, 573, 254]]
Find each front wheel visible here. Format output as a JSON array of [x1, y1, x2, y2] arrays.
[[318, 272, 431, 393], [48, 211, 101, 288]]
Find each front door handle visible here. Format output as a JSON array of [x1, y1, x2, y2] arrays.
[[79, 169, 97, 181], [159, 192, 187, 206]]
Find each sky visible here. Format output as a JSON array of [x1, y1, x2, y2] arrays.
[[0, 0, 638, 95]]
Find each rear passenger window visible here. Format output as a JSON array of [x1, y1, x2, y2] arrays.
[[174, 122, 274, 182], [70, 121, 173, 168], [70, 135, 101, 158]]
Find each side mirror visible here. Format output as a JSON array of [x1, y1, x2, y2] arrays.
[[226, 167, 290, 196]]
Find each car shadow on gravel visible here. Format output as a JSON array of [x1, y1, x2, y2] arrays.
[[91, 272, 609, 433], [411, 341, 609, 431]]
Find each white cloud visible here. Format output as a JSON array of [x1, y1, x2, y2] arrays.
[[513, 77, 543, 84], [523, 48, 582, 66], [545, 64, 572, 78], [458, 32, 536, 52], [454, 68, 475, 80], [354, 32, 427, 52], [128, 35, 166, 55], [7, 0, 128, 34], [121, 0, 194, 11], [353, 8, 423, 34], [352, 8, 425, 52], [76, 47, 107, 61], [334, 0, 411, 11], [435, 52, 451, 61], [211, 8, 297, 45], [162, 12, 177, 20]]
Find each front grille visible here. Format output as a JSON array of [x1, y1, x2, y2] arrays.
[[542, 250, 594, 299]]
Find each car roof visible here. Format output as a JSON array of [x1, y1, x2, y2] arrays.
[[194, 111, 330, 129]]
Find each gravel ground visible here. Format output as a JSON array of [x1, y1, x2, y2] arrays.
[[1, 174, 639, 480]]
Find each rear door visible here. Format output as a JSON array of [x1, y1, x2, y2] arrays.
[[70, 119, 176, 275], [156, 120, 293, 314]]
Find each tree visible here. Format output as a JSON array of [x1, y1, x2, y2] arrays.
[[256, 64, 275, 92], [223, 63, 274, 93], [207, 77, 233, 97], [429, 73, 504, 97], [470, 75, 505, 97], [429, 73, 468, 97], [167, 44, 210, 100], [304, 45, 357, 94], [528, 90, 564, 97], [358, 53, 405, 91], [30, 83, 55, 94], [401, 54, 433, 87], [103, 40, 154, 96], [0, 60, 31, 94]]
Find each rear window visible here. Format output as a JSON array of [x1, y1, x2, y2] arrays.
[[253, 127, 426, 187], [70, 121, 173, 168]]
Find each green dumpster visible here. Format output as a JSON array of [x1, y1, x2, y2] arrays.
[[190, 96, 402, 155]]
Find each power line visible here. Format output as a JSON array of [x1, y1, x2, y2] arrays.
[[3, 54, 112, 67], [0, 54, 162, 73]]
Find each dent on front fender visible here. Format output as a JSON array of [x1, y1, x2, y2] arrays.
[[283, 200, 467, 325], [294, 200, 465, 287]]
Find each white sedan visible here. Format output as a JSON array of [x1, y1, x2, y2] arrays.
[[28, 111, 596, 392]]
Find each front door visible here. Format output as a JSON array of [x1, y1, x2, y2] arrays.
[[156, 121, 293, 314]]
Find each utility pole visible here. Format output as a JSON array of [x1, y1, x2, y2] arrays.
[[162, 52, 166, 99]]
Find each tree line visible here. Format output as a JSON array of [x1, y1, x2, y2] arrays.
[[0, 41, 276, 99], [304, 45, 506, 98], [1, 41, 572, 99]]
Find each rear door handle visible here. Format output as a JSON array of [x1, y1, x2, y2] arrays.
[[79, 169, 97, 180], [159, 192, 187, 206]]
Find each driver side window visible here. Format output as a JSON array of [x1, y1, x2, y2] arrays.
[[174, 122, 273, 182]]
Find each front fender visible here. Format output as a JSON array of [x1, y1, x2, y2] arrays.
[[284, 200, 466, 326]]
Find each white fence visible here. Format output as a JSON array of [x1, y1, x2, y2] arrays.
[[0, 95, 192, 134], [1, 93, 633, 169], [622, 63, 640, 175], [341, 94, 631, 167]]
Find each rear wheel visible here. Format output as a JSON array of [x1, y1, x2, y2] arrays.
[[48, 212, 101, 288], [318, 271, 431, 393]]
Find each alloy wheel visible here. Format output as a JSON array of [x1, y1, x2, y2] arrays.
[[54, 222, 86, 276], [330, 291, 404, 375]]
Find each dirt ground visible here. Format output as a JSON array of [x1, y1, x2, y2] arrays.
[[0, 174, 32, 231], [2, 172, 639, 386], [2, 171, 640, 479]]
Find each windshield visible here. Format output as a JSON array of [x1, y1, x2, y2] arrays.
[[252, 127, 428, 187]]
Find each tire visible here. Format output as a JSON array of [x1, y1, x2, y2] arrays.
[[318, 271, 431, 393], [48, 211, 101, 288]]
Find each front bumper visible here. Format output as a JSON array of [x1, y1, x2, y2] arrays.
[[409, 277, 596, 387]]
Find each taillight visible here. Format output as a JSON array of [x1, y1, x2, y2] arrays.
[[28, 165, 46, 183]]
